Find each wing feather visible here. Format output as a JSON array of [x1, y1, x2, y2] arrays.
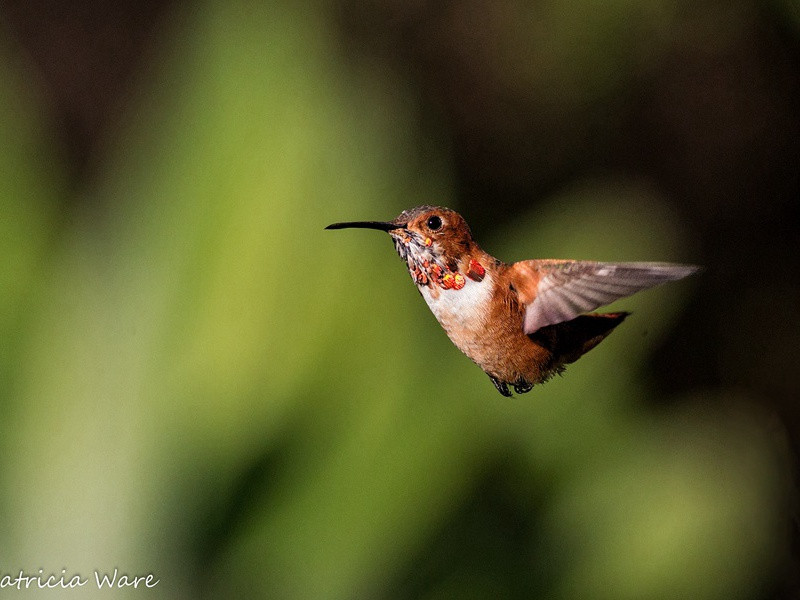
[[512, 260, 699, 334]]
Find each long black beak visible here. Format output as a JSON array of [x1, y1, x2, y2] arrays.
[[325, 220, 406, 232]]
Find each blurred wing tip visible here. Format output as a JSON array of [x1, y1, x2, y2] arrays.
[[657, 263, 703, 280], [605, 261, 702, 280]]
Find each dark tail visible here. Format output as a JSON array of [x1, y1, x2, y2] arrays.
[[528, 312, 630, 365]]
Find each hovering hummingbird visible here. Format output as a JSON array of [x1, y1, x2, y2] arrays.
[[327, 206, 698, 397]]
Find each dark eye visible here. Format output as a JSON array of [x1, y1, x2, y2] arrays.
[[426, 215, 442, 231]]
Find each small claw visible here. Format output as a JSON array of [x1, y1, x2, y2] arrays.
[[489, 376, 512, 397], [513, 380, 533, 394]]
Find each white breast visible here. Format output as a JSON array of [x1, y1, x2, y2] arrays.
[[418, 271, 494, 332]]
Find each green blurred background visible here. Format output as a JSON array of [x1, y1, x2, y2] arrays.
[[1, 0, 799, 598]]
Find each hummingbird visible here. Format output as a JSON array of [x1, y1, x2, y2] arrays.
[[326, 206, 698, 397]]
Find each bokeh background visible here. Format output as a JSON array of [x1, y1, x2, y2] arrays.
[[1, 0, 799, 598]]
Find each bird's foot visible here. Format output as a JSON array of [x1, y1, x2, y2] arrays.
[[489, 376, 512, 397], [513, 379, 533, 394]]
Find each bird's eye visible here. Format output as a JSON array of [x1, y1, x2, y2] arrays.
[[426, 215, 443, 231]]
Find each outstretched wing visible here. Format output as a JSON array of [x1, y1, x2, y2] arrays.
[[508, 260, 699, 334]]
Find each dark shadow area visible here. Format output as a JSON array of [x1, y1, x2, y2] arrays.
[[386, 452, 546, 600]]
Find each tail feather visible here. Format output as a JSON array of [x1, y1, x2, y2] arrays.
[[528, 312, 630, 365]]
